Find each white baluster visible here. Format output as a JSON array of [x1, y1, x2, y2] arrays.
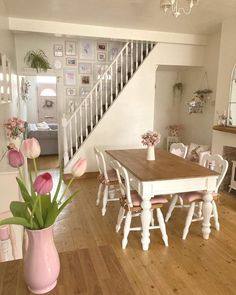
[[74, 115, 78, 151], [100, 80, 103, 117], [85, 101, 88, 137], [69, 120, 73, 158], [95, 87, 98, 123], [146, 41, 148, 56], [105, 72, 108, 109], [115, 59, 118, 96], [136, 41, 138, 70], [90, 94, 93, 131], [79, 108, 83, 144], [110, 67, 113, 104], [121, 53, 123, 89], [62, 114, 69, 166], [131, 41, 134, 75], [126, 44, 128, 83], [141, 41, 144, 62]]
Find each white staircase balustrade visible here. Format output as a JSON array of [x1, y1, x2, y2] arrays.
[[62, 40, 156, 167]]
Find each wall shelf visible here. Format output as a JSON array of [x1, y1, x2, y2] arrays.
[[213, 125, 236, 134]]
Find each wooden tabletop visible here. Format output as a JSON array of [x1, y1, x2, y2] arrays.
[[106, 148, 218, 181]]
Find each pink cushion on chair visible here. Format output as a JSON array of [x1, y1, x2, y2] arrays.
[[181, 191, 218, 203], [130, 190, 168, 207], [107, 169, 118, 182]]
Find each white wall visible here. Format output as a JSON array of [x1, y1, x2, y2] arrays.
[[0, 0, 18, 155], [65, 42, 206, 172]]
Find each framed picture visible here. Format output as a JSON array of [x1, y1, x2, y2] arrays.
[[80, 75, 91, 85], [79, 40, 94, 60], [54, 44, 63, 57], [64, 69, 77, 86], [65, 41, 76, 56], [66, 57, 77, 66], [94, 64, 109, 80], [79, 87, 90, 98], [97, 42, 107, 51], [67, 98, 76, 114], [78, 63, 92, 74], [109, 44, 120, 61], [66, 88, 77, 96], [97, 52, 106, 62]]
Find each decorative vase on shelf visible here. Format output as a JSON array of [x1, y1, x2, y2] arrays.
[[147, 146, 155, 161], [24, 225, 60, 294]]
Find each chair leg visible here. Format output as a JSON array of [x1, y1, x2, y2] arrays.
[[122, 211, 132, 249], [96, 183, 103, 206], [151, 209, 155, 226], [165, 194, 179, 222], [182, 202, 195, 240], [198, 202, 203, 218], [212, 201, 220, 231], [156, 208, 168, 247], [179, 196, 184, 207], [116, 207, 125, 232], [102, 185, 109, 216]]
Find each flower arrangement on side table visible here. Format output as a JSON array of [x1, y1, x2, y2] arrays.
[[141, 130, 161, 161], [0, 137, 87, 294]]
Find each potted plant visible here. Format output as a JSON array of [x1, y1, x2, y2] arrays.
[[0, 138, 87, 294], [141, 131, 161, 161], [24, 50, 51, 72]]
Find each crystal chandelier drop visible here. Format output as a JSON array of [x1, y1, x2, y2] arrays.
[[160, 0, 199, 18]]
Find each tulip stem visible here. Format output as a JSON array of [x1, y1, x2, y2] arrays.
[[32, 158, 38, 178], [58, 177, 75, 203], [18, 167, 24, 183]]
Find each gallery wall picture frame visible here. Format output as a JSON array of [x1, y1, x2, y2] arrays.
[[78, 63, 92, 74], [94, 63, 109, 80], [97, 42, 107, 51], [97, 52, 106, 62], [80, 75, 91, 85], [66, 87, 77, 96], [64, 69, 77, 86], [65, 41, 77, 56], [54, 44, 63, 57], [109, 45, 120, 61], [79, 87, 90, 98], [79, 40, 94, 60], [66, 57, 77, 66]]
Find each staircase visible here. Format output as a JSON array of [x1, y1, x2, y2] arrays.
[[62, 40, 157, 168]]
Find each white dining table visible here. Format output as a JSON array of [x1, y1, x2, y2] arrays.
[[106, 148, 219, 251]]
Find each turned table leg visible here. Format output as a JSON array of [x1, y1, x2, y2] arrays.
[[141, 197, 152, 251], [202, 192, 213, 240]]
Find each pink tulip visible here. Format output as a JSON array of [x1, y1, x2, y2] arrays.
[[8, 149, 24, 168], [71, 159, 87, 178], [33, 173, 53, 195], [22, 138, 41, 159]]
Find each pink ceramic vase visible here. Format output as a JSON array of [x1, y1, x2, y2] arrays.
[[24, 225, 60, 294]]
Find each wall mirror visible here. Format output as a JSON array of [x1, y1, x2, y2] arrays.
[[0, 53, 12, 104], [228, 64, 236, 126]]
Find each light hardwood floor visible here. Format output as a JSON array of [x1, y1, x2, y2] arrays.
[[50, 172, 236, 295]]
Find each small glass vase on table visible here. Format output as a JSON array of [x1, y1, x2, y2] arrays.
[[141, 131, 161, 161], [0, 137, 87, 294]]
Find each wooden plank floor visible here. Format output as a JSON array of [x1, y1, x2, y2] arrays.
[[52, 175, 236, 295]]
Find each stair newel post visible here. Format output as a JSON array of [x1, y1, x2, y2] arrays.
[[100, 80, 103, 117], [85, 100, 88, 137], [121, 52, 123, 90], [95, 86, 98, 124], [90, 93, 93, 130], [131, 41, 134, 75], [110, 66, 113, 104], [74, 113, 78, 152], [141, 41, 144, 62], [105, 72, 108, 110], [115, 58, 118, 96], [69, 120, 73, 158], [125, 44, 128, 83], [136, 41, 138, 70], [62, 114, 69, 166]]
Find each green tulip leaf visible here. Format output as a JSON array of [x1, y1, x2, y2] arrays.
[[0, 217, 31, 228], [10, 201, 31, 220], [44, 201, 59, 228], [40, 195, 52, 221], [16, 177, 32, 205], [52, 168, 63, 203]]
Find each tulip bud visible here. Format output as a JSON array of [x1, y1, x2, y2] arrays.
[[33, 172, 53, 195], [22, 138, 41, 159], [71, 159, 87, 178], [8, 149, 24, 168]]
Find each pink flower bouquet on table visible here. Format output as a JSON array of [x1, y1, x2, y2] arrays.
[[141, 130, 161, 147], [4, 117, 26, 139], [0, 137, 87, 293]]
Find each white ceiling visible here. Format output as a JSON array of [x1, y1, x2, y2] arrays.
[[4, 0, 236, 35]]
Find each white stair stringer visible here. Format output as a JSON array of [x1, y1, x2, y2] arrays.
[[62, 40, 157, 172]]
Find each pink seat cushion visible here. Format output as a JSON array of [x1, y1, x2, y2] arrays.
[[107, 169, 118, 182], [131, 190, 168, 207], [181, 191, 218, 203]]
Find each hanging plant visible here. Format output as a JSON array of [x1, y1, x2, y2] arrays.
[[24, 50, 51, 72], [173, 82, 183, 98]]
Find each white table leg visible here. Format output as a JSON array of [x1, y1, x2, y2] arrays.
[[202, 192, 213, 240], [141, 197, 152, 251]]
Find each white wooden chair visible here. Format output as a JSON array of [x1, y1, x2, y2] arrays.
[[169, 142, 188, 159], [94, 148, 119, 216], [0, 211, 18, 262], [166, 154, 228, 240], [113, 160, 169, 249]]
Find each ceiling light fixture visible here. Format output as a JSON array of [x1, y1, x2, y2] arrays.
[[160, 0, 199, 18]]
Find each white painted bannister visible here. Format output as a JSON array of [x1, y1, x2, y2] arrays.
[[62, 40, 156, 168]]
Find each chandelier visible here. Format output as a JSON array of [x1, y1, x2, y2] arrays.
[[160, 0, 199, 18]]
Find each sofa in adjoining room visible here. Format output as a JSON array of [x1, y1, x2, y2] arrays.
[[27, 123, 58, 155]]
